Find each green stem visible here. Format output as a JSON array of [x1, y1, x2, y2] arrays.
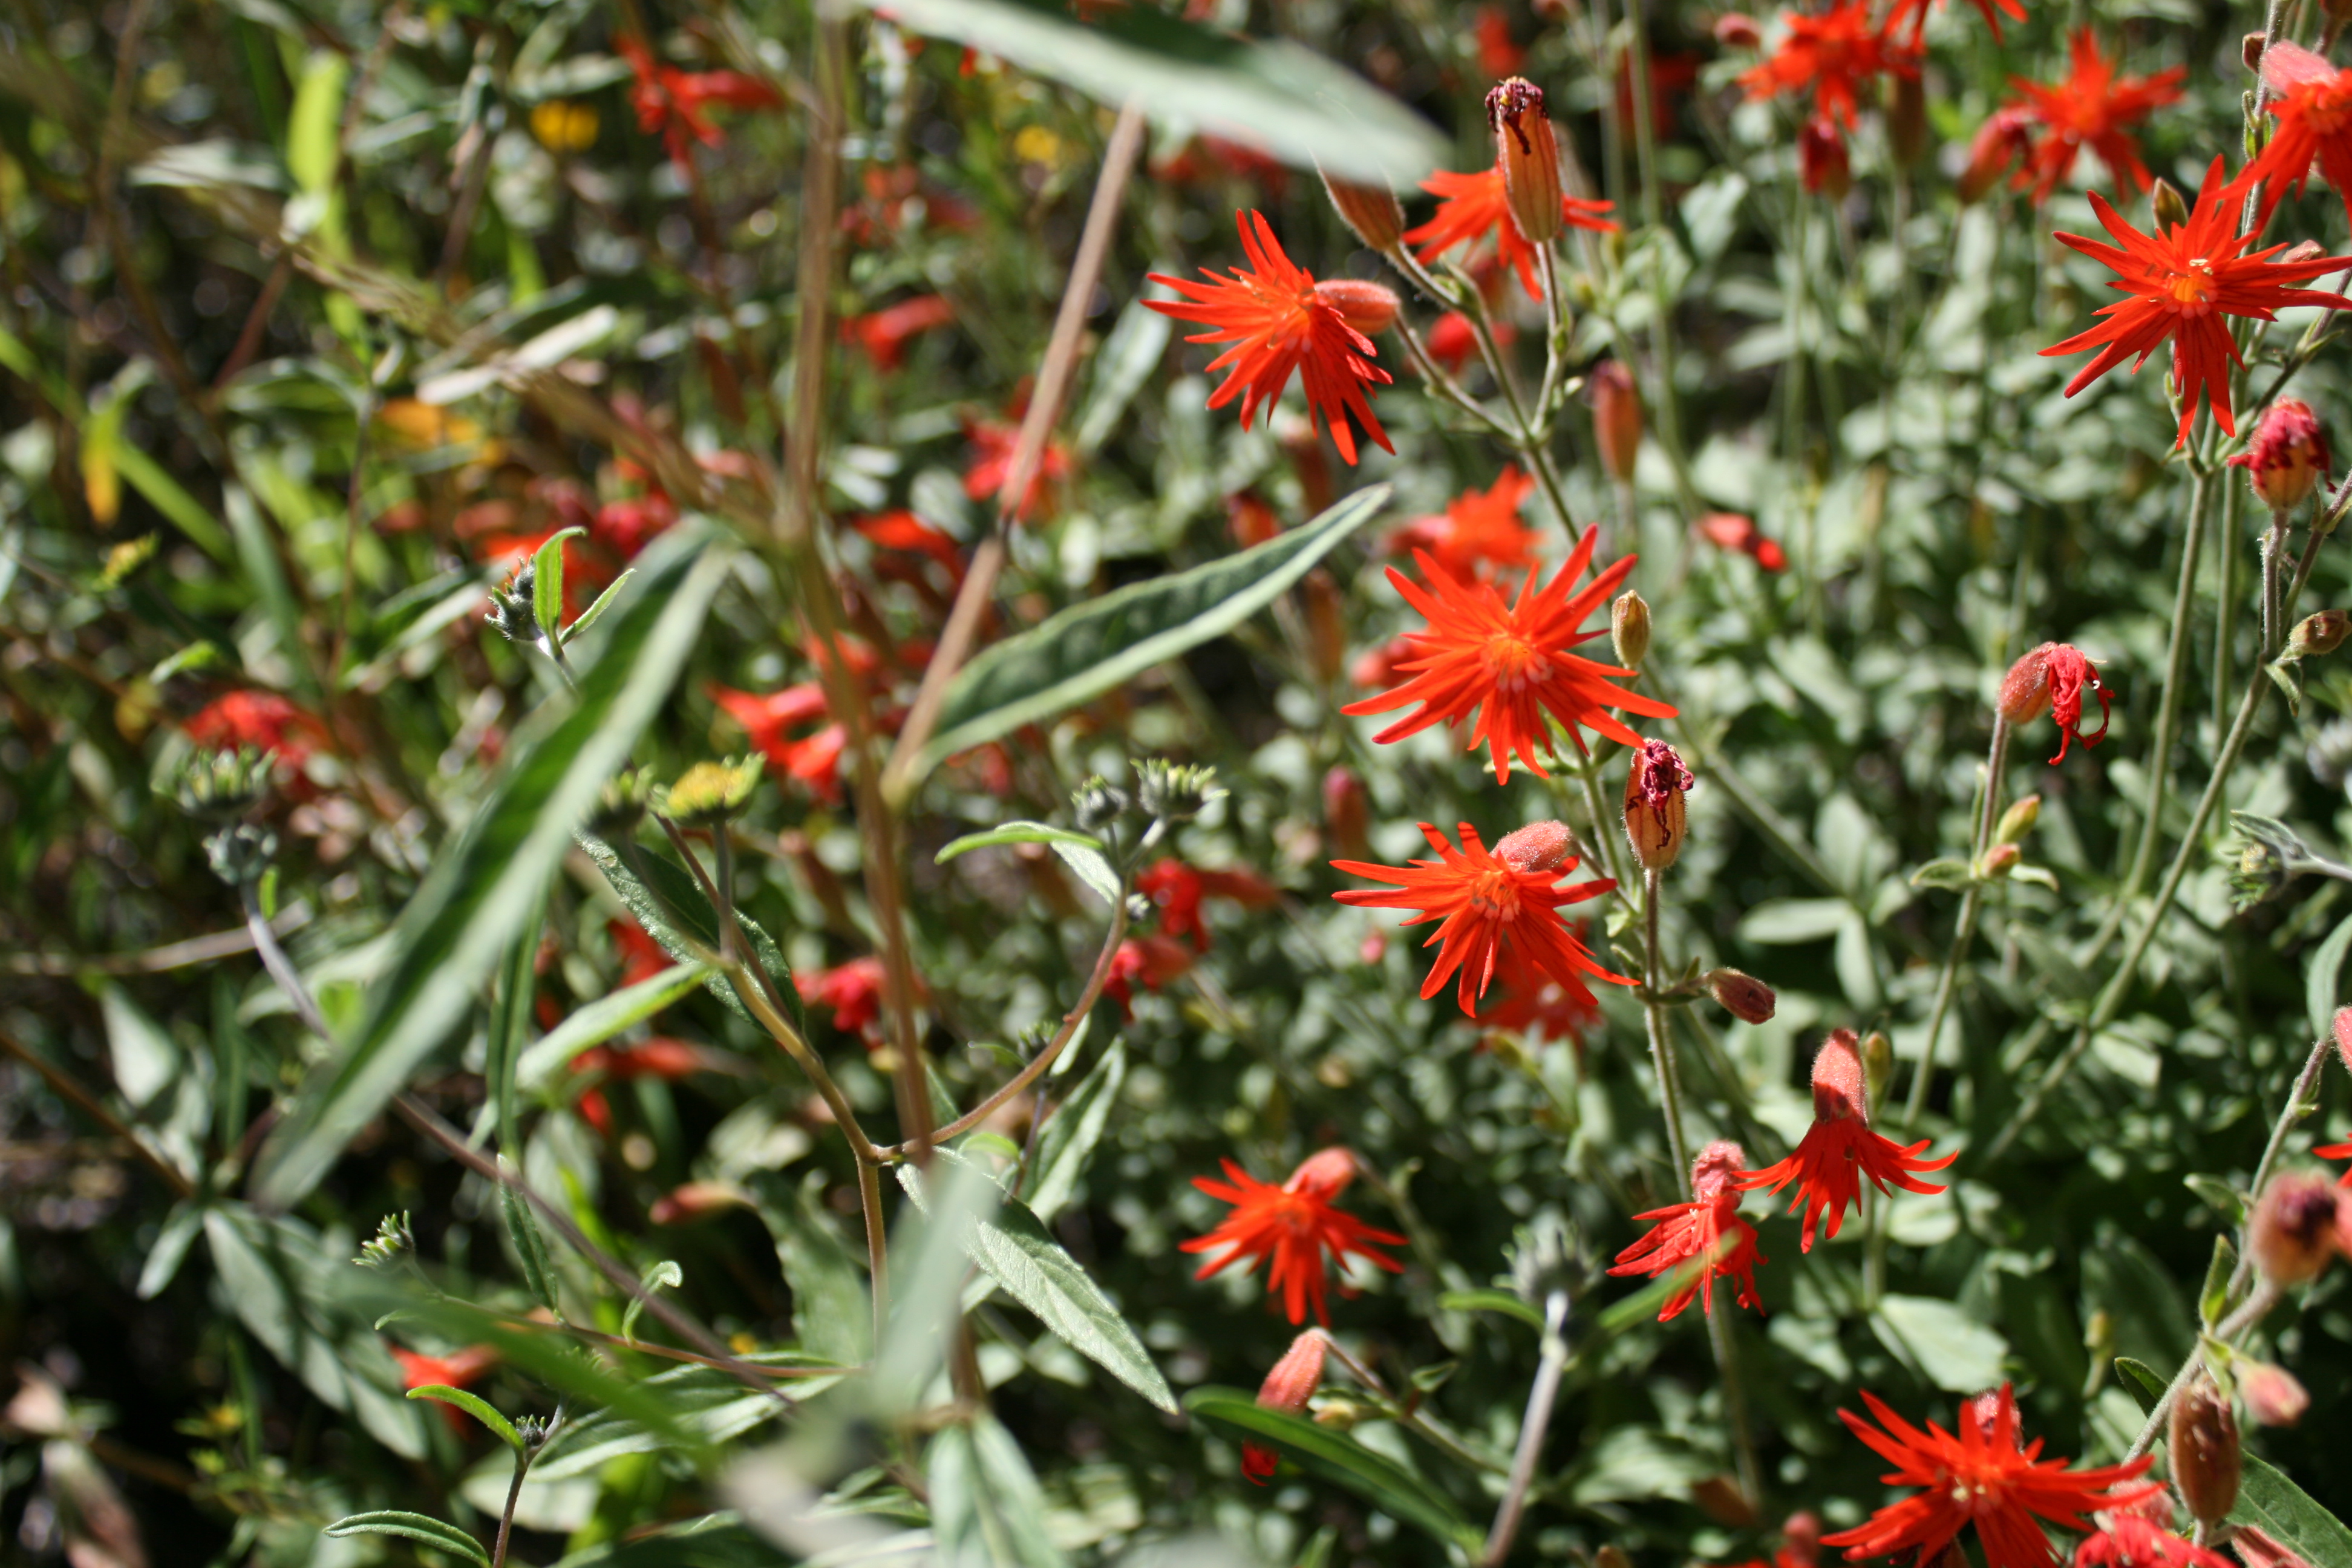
[[1902, 716, 2008, 1130]]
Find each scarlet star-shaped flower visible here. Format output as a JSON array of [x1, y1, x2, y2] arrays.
[[1146, 211, 1394, 465], [1889, 0, 2025, 45], [843, 295, 956, 371], [1607, 1141, 1768, 1322], [1997, 642, 2111, 763], [1822, 1385, 2157, 1568], [186, 690, 331, 768], [711, 683, 851, 802], [1731, 1029, 1956, 1251], [2042, 157, 2352, 446], [1342, 526, 1677, 783], [616, 35, 782, 175], [797, 956, 890, 1041], [1134, 858, 1281, 950], [2074, 1512, 2235, 1568], [2008, 31, 2184, 204], [1332, 818, 1627, 1019], [1738, 3, 1916, 134], [1383, 467, 1543, 581], [2235, 42, 2352, 227], [1181, 1148, 1406, 1325], [1403, 166, 1618, 301]]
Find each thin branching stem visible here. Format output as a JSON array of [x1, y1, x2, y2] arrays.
[[1902, 716, 2008, 1131]]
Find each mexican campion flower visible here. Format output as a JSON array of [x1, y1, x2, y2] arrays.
[[1738, 2, 1915, 132], [1997, 643, 2110, 764], [1181, 1148, 1405, 1325], [1731, 1029, 1956, 1251], [1607, 1140, 1768, 1322], [1403, 165, 1616, 301], [2233, 42, 2352, 227], [2008, 31, 2184, 204]]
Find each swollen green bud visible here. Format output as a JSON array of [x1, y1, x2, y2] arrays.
[[1993, 793, 2040, 845], [1612, 590, 1651, 671]]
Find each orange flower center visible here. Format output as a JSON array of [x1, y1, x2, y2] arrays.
[[1466, 867, 1524, 920], [2165, 259, 2216, 312], [1481, 630, 1557, 691]]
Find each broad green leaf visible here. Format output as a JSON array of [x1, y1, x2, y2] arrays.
[[2112, 1357, 2168, 1416], [532, 526, 587, 643], [1437, 1289, 1546, 1330], [903, 485, 1390, 792], [1870, 1295, 2008, 1393], [323, 1512, 490, 1567], [2227, 1455, 2352, 1568], [102, 982, 179, 1112], [835, 0, 1440, 183], [137, 1200, 206, 1300], [897, 1154, 1175, 1413], [1183, 1388, 1478, 1550], [408, 1384, 523, 1451], [750, 1176, 872, 1366], [563, 569, 634, 645], [935, 822, 1107, 863], [1735, 897, 1852, 944], [2183, 1173, 2245, 1223], [1026, 1039, 1125, 1224], [577, 835, 803, 1037], [929, 1416, 1069, 1568], [252, 527, 729, 1209], [515, 962, 714, 1093], [620, 1260, 684, 1344], [2308, 909, 2352, 1043]]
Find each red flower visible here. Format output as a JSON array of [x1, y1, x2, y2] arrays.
[[1403, 166, 1618, 302], [1738, 4, 1915, 133], [2227, 398, 2333, 510], [391, 1344, 500, 1434], [2318, 1136, 2352, 1185], [1226, 492, 1283, 548], [1331, 819, 1627, 1019], [1383, 468, 1543, 581], [1889, 0, 2025, 44], [1474, 5, 1524, 76], [1607, 1140, 1768, 1321], [2075, 1512, 2235, 1568], [1959, 107, 2037, 201], [1146, 212, 1394, 465], [1480, 973, 1602, 1047], [1244, 1330, 1328, 1484], [1731, 1029, 1956, 1251], [1821, 1385, 2157, 1568], [843, 295, 956, 371], [1996, 643, 2111, 764], [186, 690, 330, 768], [1103, 935, 1195, 1014], [1698, 511, 1789, 570], [1616, 51, 1700, 139], [1342, 528, 1677, 783], [1180, 1148, 1405, 1325], [711, 683, 849, 802], [2042, 158, 2352, 447], [797, 956, 890, 1041], [570, 1037, 706, 1081], [855, 509, 967, 588], [2237, 43, 2352, 227], [2008, 31, 2185, 204], [1134, 858, 1281, 950], [616, 35, 782, 174], [1799, 116, 1852, 198], [1423, 308, 1514, 371], [610, 917, 671, 988], [594, 490, 678, 561], [962, 414, 1073, 521]]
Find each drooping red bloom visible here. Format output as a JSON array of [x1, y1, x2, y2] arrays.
[[1134, 858, 1281, 950], [1731, 1029, 1956, 1251], [1738, 4, 1916, 133], [2043, 158, 2352, 446], [962, 413, 1074, 522], [2227, 399, 2333, 511], [186, 690, 330, 768], [1996, 643, 2111, 764], [1181, 1148, 1406, 1325], [2074, 1512, 2235, 1568], [1146, 211, 1394, 465], [1342, 528, 1677, 783], [1958, 107, 2037, 202], [1244, 1330, 1328, 1484], [2007, 31, 2184, 204], [1383, 467, 1543, 581], [797, 956, 889, 1041], [1607, 1140, 1768, 1321], [1332, 819, 1627, 1019], [1821, 1385, 2157, 1568], [711, 683, 849, 802], [616, 35, 782, 174], [1404, 166, 1618, 301], [1697, 511, 1789, 570], [1103, 935, 1196, 1014], [843, 295, 957, 371], [2235, 43, 2352, 228]]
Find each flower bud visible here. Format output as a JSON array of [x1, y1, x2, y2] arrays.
[[2171, 1374, 2242, 1526], [2334, 1005, 2352, 1075], [1319, 168, 1406, 253], [1302, 567, 1347, 682], [1704, 969, 1777, 1025], [486, 561, 543, 645], [2238, 1360, 2309, 1426], [663, 757, 761, 823], [1322, 766, 1370, 860], [1958, 108, 2032, 203], [1994, 793, 2040, 845], [1711, 13, 1762, 47], [1624, 738, 1694, 872], [1136, 759, 1223, 822], [1288, 1147, 1360, 1198], [1497, 818, 1574, 874], [1488, 78, 1564, 246], [2151, 177, 2190, 231], [1782, 1513, 1822, 1568], [1612, 589, 1652, 670], [2231, 835, 2288, 913], [1691, 1473, 1758, 1528], [1798, 116, 1851, 200], [1690, 1140, 1749, 1203], [589, 769, 656, 835], [1860, 1030, 1893, 1108], [1227, 491, 1281, 548], [2249, 1170, 2342, 1285], [1314, 278, 1400, 336], [1975, 842, 2020, 880], [2228, 399, 2331, 511], [168, 744, 276, 822], [1811, 1028, 1870, 1121], [2245, 31, 2268, 73], [1888, 74, 1928, 168], [1591, 360, 1644, 483], [2288, 609, 2351, 659]]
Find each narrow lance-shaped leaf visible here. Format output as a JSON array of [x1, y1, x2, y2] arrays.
[[577, 834, 805, 1039], [407, 1384, 523, 1451], [532, 526, 586, 645], [323, 1512, 491, 1568], [1183, 1387, 1480, 1551], [514, 961, 714, 1093]]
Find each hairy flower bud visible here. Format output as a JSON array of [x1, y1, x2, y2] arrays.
[[1496, 818, 1574, 874], [1690, 1139, 1748, 1203], [2238, 1360, 2309, 1426], [1322, 765, 1370, 860], [1975, 842, 2020, 880], [1288, 1146, 1360, 1198], [2245, 31, 2268, 73], [1243, 1331, 1325, 1480], [486, 561, 543, 645], [1591, 361, 1644, 483], [2171, 1374, 2241, 1526], [1488, 78, 1564, 246], [2335, 1005, 2352, 1075], [1781, 1512, 1821, 1568], [2287, 609, 2351, 659], [1623, 738, 1695, 872], [2232, 835, 2289, 913], [1958, 108, 2033, 203], [1612, 589, 1652, 670], [1137, 759, 1223, 822], [2151, 177, 2190, 231], [649, 1180, 753, 1224], [2249, 1171, 2342, 1285], [2229, 399, 2331, 511], [1994, 793, 2041, 845], [1704, 968, 1777, 1025], [1812, 1028, 1870, 1121], [168, 744, 275, 822], [1313, 278, 1400, 336], [1889, 74, 1928, 167], [1320, 168, 1406, 253]]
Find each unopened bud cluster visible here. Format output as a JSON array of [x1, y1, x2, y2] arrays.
[[168, 744, 276, 822]]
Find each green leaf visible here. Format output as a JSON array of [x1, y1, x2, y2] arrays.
[[2308, 909, 2352, 1044], [1735, 897, 1853, 944], [1026, 1039, 1126, 1224], [407, 1384, 523, 1451], [563, 568, 635, 645], [2227, 1455, 2352, 1568], [897, 1154, 1175, 1413], [1909, 858, 1974, 890], [832, 0, 1440, 184], [486, 920, 541, 1154], [1870, 1295, 2008, 1394], [929, 1416, 1070, 1568], [323, 1512, 490, 1567], [2200, 1235, 2236, 1330], [252, 527, 730, 1209], [901, 485, 1389, 792], [2112, 1357, 2169, 1415], [1183, 1388, 1478, 1551], [620, 1260, 684, 1344], [515, 962, 715, 1093], [1051, 840, 1123, 909], [749, 1176, 873, 1367], [576, 835, 802, 1037], [532, 526, 587, 644], [500, 1168, 566, 1323], [935, 822, 1107, 863], [1437, 1289, 1546, 1331], [525, 1353, 835, 1482]]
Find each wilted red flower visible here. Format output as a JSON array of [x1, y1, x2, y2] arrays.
[[2227, 399, 2333, 511], [186, 690, 330, 768], [1959, 107, 2037, 202], [1996, 643, 2109, 764], [1697, 511, 1789, 570], [1607, 1140, 1768, 1321], [1738, 3, 1915, 133], [1135, 858, 1281, 950], [962, 413, 1074, 522], [797, 956, 890, 1040], [1404, 166, 1618, 301], [2043, 158, 2352, 447], [1383, 467, 1543, 581], [712, 683, 849, 802], [2074, 1512, 2234, 1568], [616, 35, 782, 174], [1821, 1385, 2156, 1568], [1799, 116, 1852, 198], [843, 295, 956, 370], [1104, 935, 1195, 1013], [1343, 528, 1677, 783], [1244, 1330, 1328, 1483], [2007, 31, 2185, 204], [1146, 211, 1395, 465], [1332, 819, 1626, 1019], [1181, 1148, 1405, 1324], [1731, 1030, 1956, 1251], [2236, 43, 2352, 227]]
